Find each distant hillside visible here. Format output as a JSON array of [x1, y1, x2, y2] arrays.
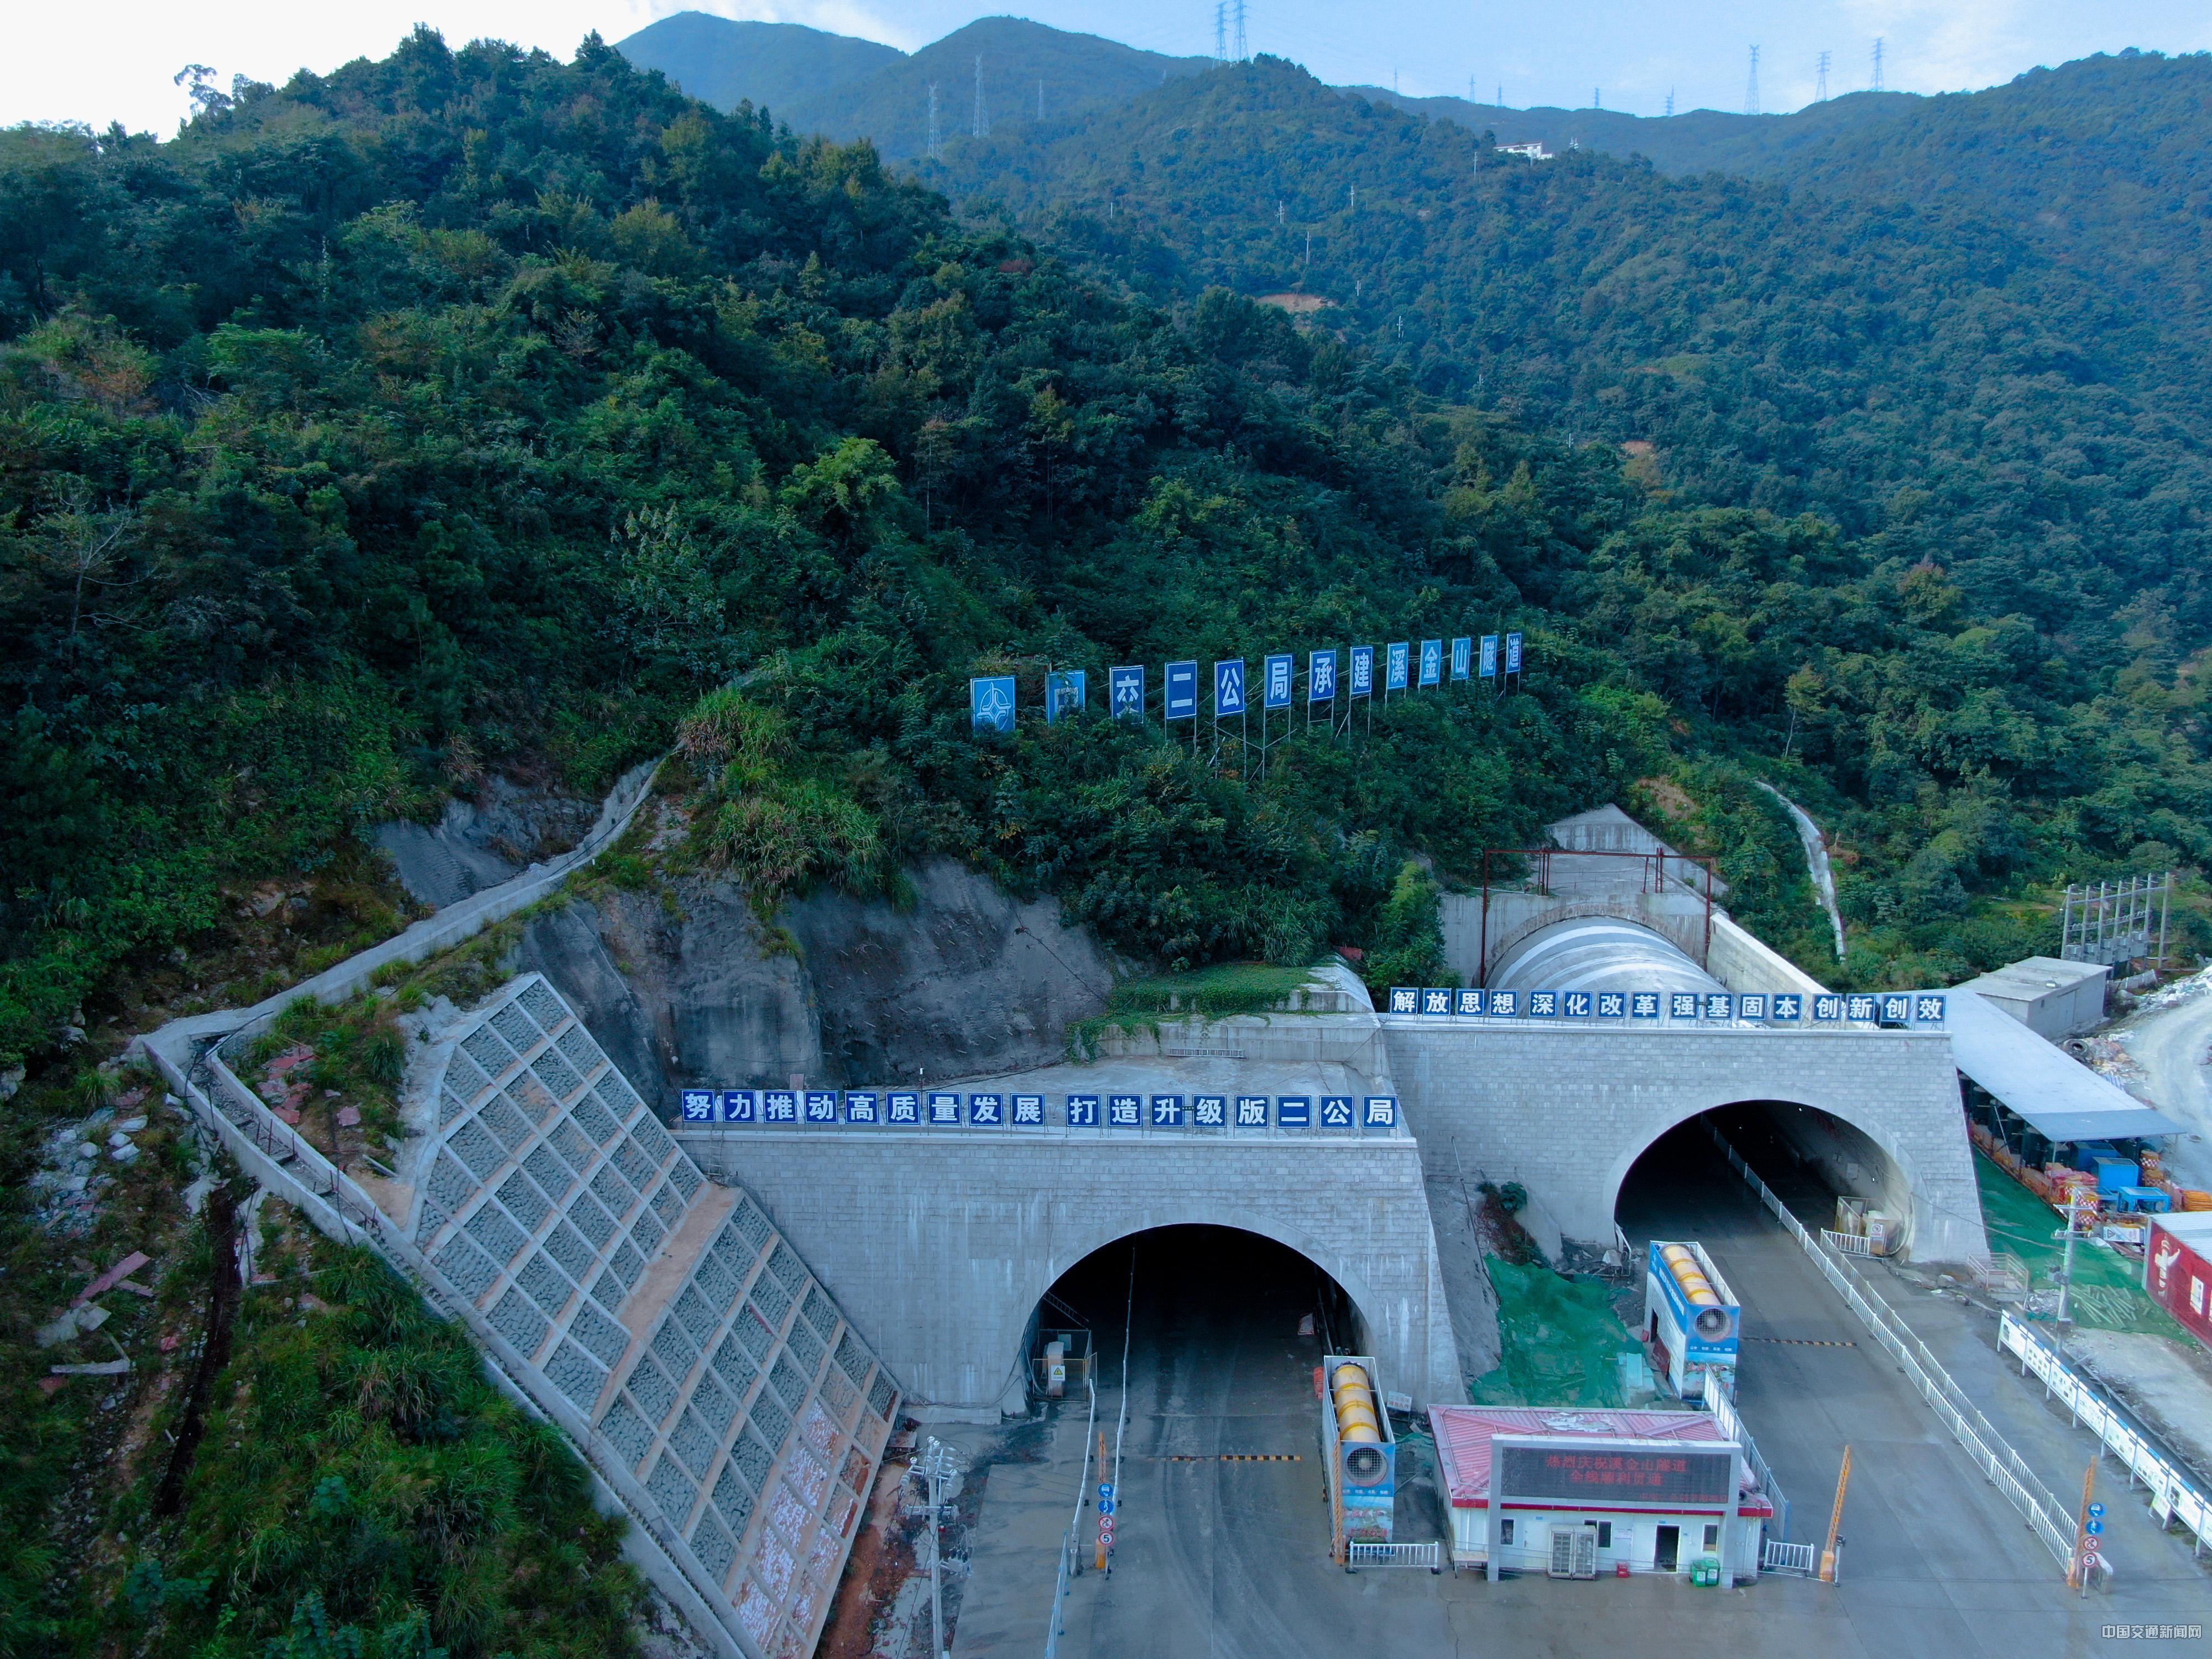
[[1342, 86, 1919, 176], [615, 12, 901, 116], [618, 13, 1209, 158]]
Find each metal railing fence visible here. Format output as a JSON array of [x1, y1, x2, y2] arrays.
[[1707, 1126, 2078, 1572], [1347, 1541, 1443, 1571], [2000, 1314, 2210, 1558]]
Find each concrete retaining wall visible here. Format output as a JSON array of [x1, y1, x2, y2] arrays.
[[679, 1129, 1463, 1416]]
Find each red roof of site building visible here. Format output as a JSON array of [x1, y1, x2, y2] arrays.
[[1429, 1405, 1773, 1516]]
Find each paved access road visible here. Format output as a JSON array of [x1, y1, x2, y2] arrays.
[[949, 1154, 2208, 1659], [2115, 983, 2212, 1190]]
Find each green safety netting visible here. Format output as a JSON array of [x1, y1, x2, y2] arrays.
[[1467, 1256, 1647, 1407], [1974, 1154, 2185, 1338]]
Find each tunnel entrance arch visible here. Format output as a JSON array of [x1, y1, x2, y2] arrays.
[[1019, 1224, 1370, 1408], [1613, 1099, 1918, 1253]]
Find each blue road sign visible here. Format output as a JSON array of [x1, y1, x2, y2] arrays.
[[1504, 631, 1524, 674], [1310, 649, 1338, 702], [1099, 1499, 1115, 1515], [1264, 653, 1293, 709], [1046, 670, 1087, 722], [1110, 664, 1145, 721], [1099, 1482, 1115, 1499], [1165, 660, 1198, 721], [2088, 1504, 2105, 1519], [1214, 659, 1247, 717], [1419, 639, 1442, 686], [1386, 641, 1410, 691], [1451, 636, 1472, 680], [970, 675, 1016, 732], [1480, 634, 1499, 678], [2085, 1519, 2104, 1535], [1349, 646, 1374, 698]]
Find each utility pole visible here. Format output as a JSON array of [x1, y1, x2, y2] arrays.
[[2069, 1458, 2103, 1592], [1872, 36, 1885, 92], [926, 82, 941, 159], [2056, 1186, 2095, 1325], [1816, 49, 1831, 101], [912, 1437, 966, 1659], [973, 54, 987, 139], [1818, 1444, 1852, 1582], [1745, 44, 1761, 116]]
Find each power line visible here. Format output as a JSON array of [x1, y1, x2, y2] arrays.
[[1745, 44, 1761, 117], [1815, 49, 1830, 102]]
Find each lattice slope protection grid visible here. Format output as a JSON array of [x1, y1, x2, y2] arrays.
[[411, 973, 900, 1659]]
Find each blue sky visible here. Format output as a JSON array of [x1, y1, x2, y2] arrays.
[[9, 0, 2205, 133]]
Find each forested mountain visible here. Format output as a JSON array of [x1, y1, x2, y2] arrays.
[[6, 26, 2212, 1646], [618, 13, 1212, 160], [615, 13, 901, 117]]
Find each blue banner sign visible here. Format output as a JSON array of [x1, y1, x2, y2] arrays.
[[1046, 670, 1087, 723], [889, 1091, 920, 1124], [1419, 639, 1442, 686], [1386, 641, 1410, 692], [1480, 634, 1499, 678], [1310, 649, 1337, 702], [1277, 1096, 1312, 1127], [1214, 659, 1246, 717], [1111, 664, 1145, 720], [969, 1092, 1005, 1125], [1067, 1094, 1100, 1127], [1165, 660, 1198, 722], [1451, 637, 1472, 680], [804, 1089, 838, 1124], [1319, 1095, 1355, 1128], [1151, 1094, 1186, 1127], [1235, 1095, 1269, 1127], [1014, 1093, 1045, 1125], [927, 1092, 961, 1125], [1364, 1096, 1397, 1128], [1264, 654, 1293, 709], [1504, 632, 1524, 674], [844, 1091, 878, 1123], [1422, 987, 1452, 1016], [1376, 987, 1943, 1029], [1349, 646, 1374, 698], [1193, 1093, 1227, 1127], [721, 1089, 757, 1122], [1108, 1094, 1142, 1127], [681, 1089, 716, 1122], [970, 675, 1016, 732], [763, 1089, 798, 1123]]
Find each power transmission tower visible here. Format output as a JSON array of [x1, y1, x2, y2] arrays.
[[973, 54, 987, 137], [926, 83, 942, 159], [1665, 87, 1675, 117], [1214, 2, 1225, 62], [1037, 79, 1044, 121], [1496, 81, 1503, 106], [1816, 50, 1830, 101], [1232, 0, 1246, 61], [1593, 86, 1600, 109], [1871, 36, 1885, 92], [1745, 45, 1760, 116]]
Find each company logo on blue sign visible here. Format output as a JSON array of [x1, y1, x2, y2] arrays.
[[970, 675, 1015, 732], [1111, 664, 1145, 721], [1264, 654, 1293, 709], [1214, 660, 1246, 717], [1165, 660, 1198, 721], [1310, 649, 1338, 702], [1350, 646, 1374, 697]]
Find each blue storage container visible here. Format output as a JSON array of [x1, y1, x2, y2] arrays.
[[2073, 1141, 2121, 1172], [2094, 1157, 2140, 1193], [2114, 1186, 2171, 1214]]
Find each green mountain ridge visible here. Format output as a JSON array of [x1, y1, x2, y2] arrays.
[[615, 13, 901, 117]]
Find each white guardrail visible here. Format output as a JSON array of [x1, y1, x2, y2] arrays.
[[1347, 1541, 1443, 1572], [1707, 1127, 2081, 1574], [2000, 1313, 2211, 1558], [1761, 1540, 1817, 1575]]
